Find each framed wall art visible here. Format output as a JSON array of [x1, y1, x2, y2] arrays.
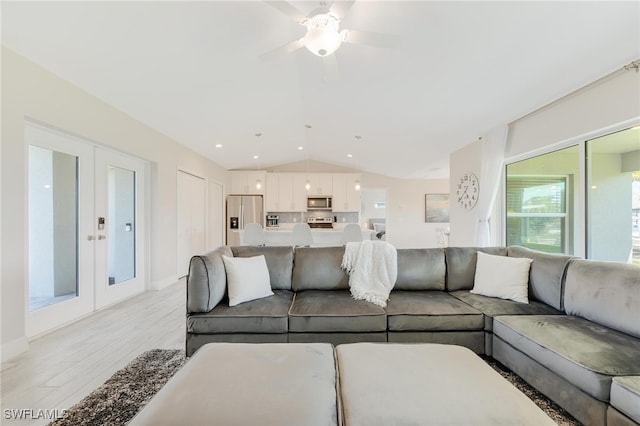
[[425, 194, 450, 223]]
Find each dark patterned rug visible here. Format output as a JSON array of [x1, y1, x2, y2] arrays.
[[49, 349, 581, 426]]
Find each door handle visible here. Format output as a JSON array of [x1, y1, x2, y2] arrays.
[[87, 235, 96, 241], [97, 235, 106, 240]]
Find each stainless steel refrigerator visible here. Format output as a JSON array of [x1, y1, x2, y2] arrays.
[[226, 195, 264, 246]]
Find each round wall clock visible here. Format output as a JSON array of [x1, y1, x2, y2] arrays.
[[456, 172, 479, 210]]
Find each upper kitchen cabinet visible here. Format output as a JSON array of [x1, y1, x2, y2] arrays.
[[265, 173, 307, 212], [333, 173, 361, 212], [230, 171, 266, 195], [305, 173, 333, 196], [265, 173, 279, 211]]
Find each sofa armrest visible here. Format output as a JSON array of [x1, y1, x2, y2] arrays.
[[187, 246, 233, 313]]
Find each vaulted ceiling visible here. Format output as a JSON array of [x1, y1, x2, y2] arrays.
[[2, 1, 639, 178]]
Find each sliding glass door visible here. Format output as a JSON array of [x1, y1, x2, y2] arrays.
[[586, 127, 640, 263]]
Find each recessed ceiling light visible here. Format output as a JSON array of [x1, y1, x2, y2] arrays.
[[253, 155, 259, 159], [347, 154, 353, 158], [298, 146, 304, 150], [215, 144, 222, 148]]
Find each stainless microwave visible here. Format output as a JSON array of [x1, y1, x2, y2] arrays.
[[307, 197, 333, 210]]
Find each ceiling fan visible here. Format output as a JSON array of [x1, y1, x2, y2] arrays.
[[261, 1, 399, 67]]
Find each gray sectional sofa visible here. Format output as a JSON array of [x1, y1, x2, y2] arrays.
[[186, 244, 640, 426]]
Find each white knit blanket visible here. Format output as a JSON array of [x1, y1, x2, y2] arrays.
[[341, 240, 398, 308]]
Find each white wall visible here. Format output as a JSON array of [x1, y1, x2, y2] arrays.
[[449, 140, 482, 246], [1, 47, 229, 361], [507, 69, 640, 159]]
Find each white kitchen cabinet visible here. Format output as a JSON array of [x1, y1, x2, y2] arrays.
[[277, 173, 294, 211], [305, 173, 333, 196], [291, 173, 308, 211], [265, 172, 359, 212], [265, 173, 279, 211], [264, 173, 307, 212], [332, 173, 361, 212], [230, 171, 266, 195]]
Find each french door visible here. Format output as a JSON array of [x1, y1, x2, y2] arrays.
[[27, 123, 146, 336]]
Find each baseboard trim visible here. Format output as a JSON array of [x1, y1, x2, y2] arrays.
[[1, 336, 29, 362], [150, 274, 181, 291]]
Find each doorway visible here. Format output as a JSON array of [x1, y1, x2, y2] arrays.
[[27, 122, 146, 336], [361, 188, 387, 240]]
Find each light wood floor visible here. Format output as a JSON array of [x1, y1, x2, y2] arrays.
[[1, 280, 185, 426]]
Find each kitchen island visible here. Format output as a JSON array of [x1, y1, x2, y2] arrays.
[[237, 226, 375, 247]]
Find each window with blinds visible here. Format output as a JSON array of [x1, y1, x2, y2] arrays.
[[506, 176, 568, 253]]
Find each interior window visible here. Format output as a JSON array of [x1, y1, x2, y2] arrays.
[[505, 146, 579, 254]]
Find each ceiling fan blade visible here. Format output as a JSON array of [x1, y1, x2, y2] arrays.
[[342, 29, 400, 48], [329, 0, 356, 19], [322, 54, 340, 82], [259, 38, 305, 61], [264, 1, 307, 23]]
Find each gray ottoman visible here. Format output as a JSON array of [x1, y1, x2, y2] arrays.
[[336, 343, 556, 426], [130, 343, 338, 426], [608, 376, 640, 426]]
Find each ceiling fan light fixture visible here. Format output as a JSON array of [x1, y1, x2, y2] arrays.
[[304, 26, 343, 56], [303, 12, 344, 57]]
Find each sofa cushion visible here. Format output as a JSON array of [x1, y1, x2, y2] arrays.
[[395, 248, 446, 290], [471, 252, 532, 304], [222, 255, 274, 306], [187, 290, 293, 334], [187, 246, 233, 313], [493, 315, 640, 401], [292, 247, 349, 291], [386, 291, 483, 331], [289, 290, 386, 332], [445, 247, 507, 291], [507, 246, 574, 310], [231, 246, 294, 290], [450, 290, 562, 332], [564, 259, 640, 339], [610, 376, 640, 423]]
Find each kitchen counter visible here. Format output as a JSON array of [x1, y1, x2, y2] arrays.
[[238, 226, 375, 247]]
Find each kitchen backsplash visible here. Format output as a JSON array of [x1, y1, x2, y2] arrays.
[[269, 212, 359, 224]]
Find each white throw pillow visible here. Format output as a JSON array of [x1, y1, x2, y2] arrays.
[[221, 255, 274, 307], [470, 252, 532, 304]]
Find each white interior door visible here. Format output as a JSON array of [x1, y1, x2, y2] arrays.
[[26, 123, 95, 337], [94, 148, 146, 309], [177, 170, 206, 277], [27, 123, 147, 335]]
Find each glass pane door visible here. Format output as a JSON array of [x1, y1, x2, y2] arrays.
[[586, 126, 640, 263], [94, 148, 146, 308], [26, 123, 95, 337]]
